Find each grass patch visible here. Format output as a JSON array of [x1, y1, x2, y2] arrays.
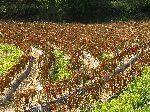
[[51, 49, 71, 81], [0, 43, 23, 76], [92, 66, 150, 112], [101, 52, 114, 61]]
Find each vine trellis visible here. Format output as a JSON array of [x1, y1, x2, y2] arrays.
[[0, 20, 150, 111]]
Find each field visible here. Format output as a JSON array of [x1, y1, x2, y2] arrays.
[[0, 20, 150, 111]]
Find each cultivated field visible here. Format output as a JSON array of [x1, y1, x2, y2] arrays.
[[0, 20, 150, 111]]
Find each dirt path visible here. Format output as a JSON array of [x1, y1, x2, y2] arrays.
[[0, 47, 44, 112]]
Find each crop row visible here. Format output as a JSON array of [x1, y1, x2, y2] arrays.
[[0, 20, 150, 110]]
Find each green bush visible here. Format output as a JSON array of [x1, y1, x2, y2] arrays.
[[92, 66, 150, 112], [51, 49, 71, 81], [0, 44, 22, 76]]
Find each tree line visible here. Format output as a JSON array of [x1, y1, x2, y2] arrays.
[[0, 0, 150, 23]]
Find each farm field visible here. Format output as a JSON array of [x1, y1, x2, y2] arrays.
[[0, 20, 150, 111]]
